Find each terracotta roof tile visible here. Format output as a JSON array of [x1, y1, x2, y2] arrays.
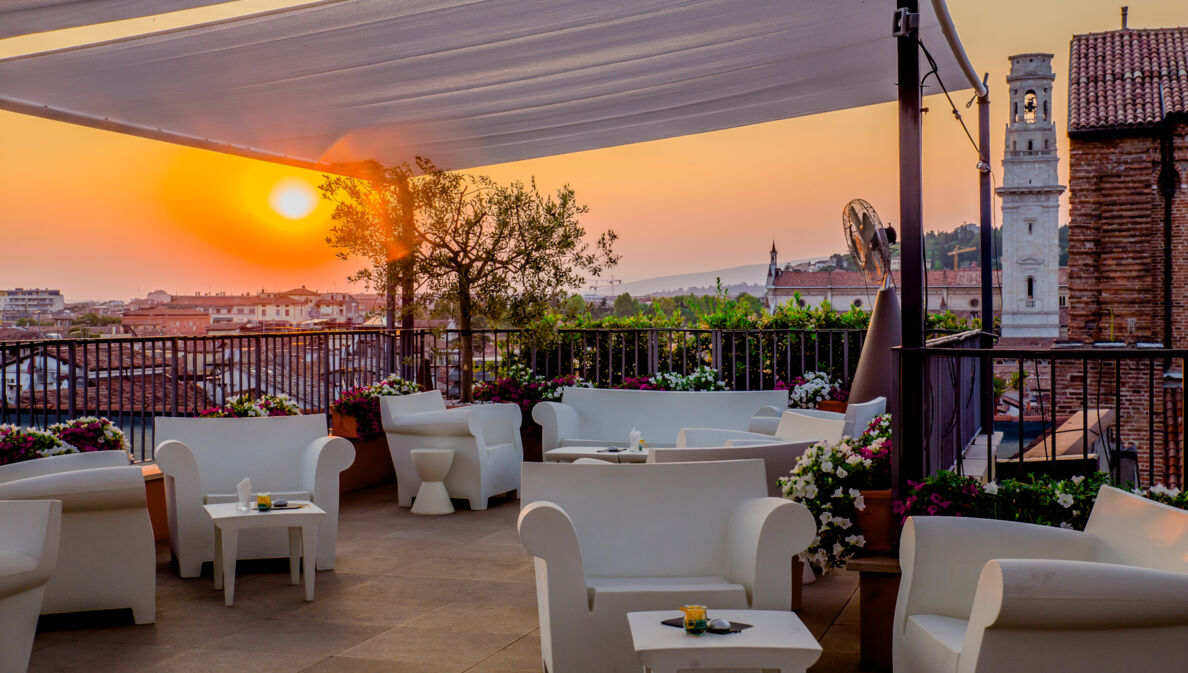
[[1069, 27, 1188, 132]]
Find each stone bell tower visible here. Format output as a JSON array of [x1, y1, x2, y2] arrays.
[[997, 53, 1065, 338]]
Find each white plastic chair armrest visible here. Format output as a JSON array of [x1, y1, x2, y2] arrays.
[[389, 408, 475, 437], [0, 466, 146, 512], [726, 497, 816, 610], [898, 516, 1097, 628], [968, 559, 1188, 634], [0, 500, 61, 599], [155, 439, 200, 500], [678, 428, 776, 448], [787, 408, 845, 420], [517, 501, 589, 610], [754, 405, 783, 418], [467, 403, 522, 446], [300, 435, 355, 497], [532, 402, 579, 451]]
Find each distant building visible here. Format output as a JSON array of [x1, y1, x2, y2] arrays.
[[998, 53, 1065, 339], [763, 243, 1065, 320], [157, 286, 364, 328], [146, 290, 172, 304], [1066, 24, 1188, 346], [0, 288, 63, 317], [120, 307, 211, 335]]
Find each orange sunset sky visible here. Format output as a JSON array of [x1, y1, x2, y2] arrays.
[[2, 0, 1186, 302]]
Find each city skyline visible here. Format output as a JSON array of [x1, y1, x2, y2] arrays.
[[2, 0, 1187, 301]]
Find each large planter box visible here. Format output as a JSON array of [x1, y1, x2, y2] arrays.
[[332, 411, 396, 493], [141, 464, 169, 543], [522, 422, 543, 463], [856, 488, 898, 552], [816, 400, 849, 414]]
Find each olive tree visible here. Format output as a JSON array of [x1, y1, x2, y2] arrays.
[[416, 170, 617, 401]]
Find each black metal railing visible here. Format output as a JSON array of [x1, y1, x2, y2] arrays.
[[2, 326, 867, 460], [903, 342, 1187, 489]]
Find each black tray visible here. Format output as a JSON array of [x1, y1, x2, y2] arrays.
[[661, 617, 752, 634]]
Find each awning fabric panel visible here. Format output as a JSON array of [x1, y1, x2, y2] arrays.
[[0, 0, 969, 170], [0, 0, 228, 39]]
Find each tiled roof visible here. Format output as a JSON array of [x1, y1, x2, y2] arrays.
[[1069, 27, 1188, 132], [125, 307, 210, 317], [167, 296, 262, 307]]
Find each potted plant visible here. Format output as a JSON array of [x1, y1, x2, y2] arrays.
[[0, 424, 76, 466], [49, 416, 128, 453], [784, 371, 848, 412], [329, 374, 421, 492], [473, 364, 588, 462], [199, 392, 300, 417], [850, 414, 895, 551]]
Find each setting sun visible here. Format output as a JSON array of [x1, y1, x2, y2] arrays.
[[269, 179, 317, 220]]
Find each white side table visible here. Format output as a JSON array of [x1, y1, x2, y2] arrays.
[[410, 448, 455, 515], [203, 501, 326, 607], [627, 609, 822, 673]]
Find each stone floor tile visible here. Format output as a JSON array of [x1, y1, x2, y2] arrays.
[[137, 647, 326, 673], [396, 556, 529, 581], [343, 575, 486, 604], [300, 657, 462, 673], [341, 626, 520, 667], [413, 603, 539, 636], [27, 641, 186, 673], [467, 632, 542, 672], [808, 650, 864, 673], [819, 623, 861, 655], [275, 594, 444, 628], [207, 618, 387, 656]]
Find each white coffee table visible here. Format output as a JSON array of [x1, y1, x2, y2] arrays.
[[627, 609, 822, 673], [203, 501, 326, 606], [543, 446, 649, 463]]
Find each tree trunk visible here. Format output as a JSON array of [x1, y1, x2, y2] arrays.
[[458, 289, 473, 403], [384, 263, 399, 376], [399, 257, 415, 380]]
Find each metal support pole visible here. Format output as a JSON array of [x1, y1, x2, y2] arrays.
[[893, 0, 925, 492], [978, 88, 995, 479]]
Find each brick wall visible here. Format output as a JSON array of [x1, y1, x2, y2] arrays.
[[1064, 123, 1188, 484]]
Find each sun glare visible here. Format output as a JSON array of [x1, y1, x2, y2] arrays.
[[270, 179, 316, 220]]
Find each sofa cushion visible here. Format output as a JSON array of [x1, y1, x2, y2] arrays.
[[904, 614, 967, 673]]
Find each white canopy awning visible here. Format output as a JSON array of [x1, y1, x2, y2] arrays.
[[0, 0, 977, 171]]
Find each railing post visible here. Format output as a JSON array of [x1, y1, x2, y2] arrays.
[[648, 330, 659, 376], [67, 341, 76, 419], [712, 330, 723, 380], [170, 338, 179, 417], [322, 335, 331, 419]]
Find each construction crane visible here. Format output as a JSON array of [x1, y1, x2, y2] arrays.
[[947, 245, 977, 270], [589, 277, 622, 294]]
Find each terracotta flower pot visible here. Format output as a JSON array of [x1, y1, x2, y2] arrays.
[[330, 410, 361, 439], [856, 489, 898, 552], [816, 400, 849, 414]]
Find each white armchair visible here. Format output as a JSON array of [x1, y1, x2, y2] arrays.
[[381, 391, 522, 510], [895, 485, 1188, 673], [155, 415, 355, 578], [0, 451, 155, 623], [519, 460, 815, 673], [0, 499, 60, 673]]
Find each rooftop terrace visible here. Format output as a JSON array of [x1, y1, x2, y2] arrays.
[[29, 485, 861, 673]]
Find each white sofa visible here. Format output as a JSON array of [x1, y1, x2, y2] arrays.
[[0, 499, 60, 673], [532, 387, 789, 452], [519, 459, 815, 673], [155, 415, 355, 578], [895, 485, 1188, 673], [750, 395, 886, 437], [693, 410, 847, 449], [381, 391, 522, 510], [649, 430, 815, 497], [0, 451, 155, 623]]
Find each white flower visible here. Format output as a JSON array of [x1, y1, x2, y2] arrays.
[[819, 511, 834, 525], [1056, 492, 1074, 509], [845, 534, 866, 547], [832, 542, 845, 557], [820, 461, 833, 474], [1071, 475, 1085, 485], [804, 484, 817, 499], [835, 467, 848, 479], [845, 453, 863, 466], [1059, 522, 1074, 529], [832, 488, 845, 499], [834, 517, 852, 530], [983, 481, 999, 495]]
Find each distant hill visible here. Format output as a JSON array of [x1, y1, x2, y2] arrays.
[[600, 262, 803, 298]]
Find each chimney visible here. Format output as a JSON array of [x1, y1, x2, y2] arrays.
[[1121, 6, 1128, 29]]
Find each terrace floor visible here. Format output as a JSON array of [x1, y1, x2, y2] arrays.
[[30, 485, 863, 673]]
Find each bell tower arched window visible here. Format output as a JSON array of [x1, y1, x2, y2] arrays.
[[1026, 276, 1035, 299], [1023, 91, 1037, 123], [1043, 100, 1049, 121]]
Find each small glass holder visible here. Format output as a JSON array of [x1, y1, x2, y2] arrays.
[[256, 493, 273, 512], [680, 605, 707, 637]]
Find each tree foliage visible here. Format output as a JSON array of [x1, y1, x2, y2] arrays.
[[414, 171, 618, 400]]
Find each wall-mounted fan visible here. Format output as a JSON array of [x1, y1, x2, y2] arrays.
[[842, 199, 900, 406], [842, 199, 896, 289]]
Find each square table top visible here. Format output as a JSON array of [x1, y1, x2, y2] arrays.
[[544, 446, 649, 463], [627, 609, 821, 671], [203, 501, 326, 527]]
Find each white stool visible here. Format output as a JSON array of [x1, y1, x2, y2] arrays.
[[410, 448, 455, 515]]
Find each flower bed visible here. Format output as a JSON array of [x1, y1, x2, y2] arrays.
[[49, 416, 128, 453], [330, 375, 422, 439], [0, 425, 74, 466], [199, 392, 300, 418], [614, 365, 728, 391]]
